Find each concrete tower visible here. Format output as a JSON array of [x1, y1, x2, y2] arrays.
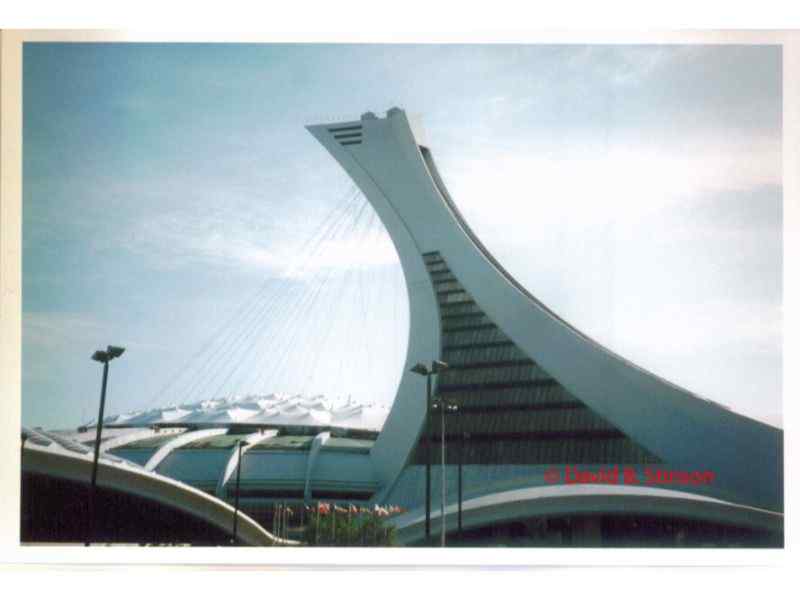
[[308, 108, 782, 543]]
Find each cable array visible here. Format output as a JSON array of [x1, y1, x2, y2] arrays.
[[141, 186, 408, 414]]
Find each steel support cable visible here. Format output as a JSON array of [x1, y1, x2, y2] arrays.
[[176, 187, 364, 407], [200, 191, 367, 403], [309, 211, 378, 398], [344, 207, 378, 405], [393, 263, 406, 398], [301, 198, 378, 395], [143, 184, 361, 410], [241, 274, 320, 395], [230, 238, 357, 399], [372, 217, 401, 407], [374, 239, 391, 372], [258, 198, 372, 394], [333, 265, 363, 403], [333, 268, 356, 401], [244, 261, 334, 394], [353, 209, 379, 403], [392, 258, 402, 386], [279, 195, 373, 398], [223, 192, 372, 398], [199, 278, 305, 403], [256, 197, 372, 396], [181, 188, 363, 401], [355, 208, 382, 404], [167, 276, 297, 406], [177, 240, 342, 407], [302, 199, 377, 396], [242, 194, 370, 396], [301, 263, 356, 396], [374, 219, 403, 407], [370, 265, 392, 408], [179, 279, 294, 404], [369, 225, 394, 405], [234, 192, 367, 393], [301, 258, 357, 394], [254, 245, 353, 395], [190, 190, 363, 393], [223, 279, 299, 398], [353, 241, 368, 404], [369, 213, 394, 403], [364, 210, 384, 393]]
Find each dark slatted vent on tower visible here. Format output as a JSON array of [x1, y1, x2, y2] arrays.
[[329, 124, 363, 146], [411, 251, 663, 466]]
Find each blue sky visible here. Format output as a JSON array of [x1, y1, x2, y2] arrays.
[[22, 43, 782, 429]]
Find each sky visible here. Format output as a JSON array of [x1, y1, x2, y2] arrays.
[[21, 43, 782, 429]]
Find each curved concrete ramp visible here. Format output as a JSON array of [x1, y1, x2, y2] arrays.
[[144, 428, 228, 472], [23, 439, 281, 546], [392, 484, 784, 546]]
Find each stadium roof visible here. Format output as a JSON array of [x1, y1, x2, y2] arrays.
[[86, 393, 390, 432]]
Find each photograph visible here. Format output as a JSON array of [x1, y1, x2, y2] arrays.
[[16, 40, 783, 550]]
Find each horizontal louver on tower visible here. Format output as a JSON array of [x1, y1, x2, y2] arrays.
[[329, 124, 363, 146], [411, 251, 662, 466]]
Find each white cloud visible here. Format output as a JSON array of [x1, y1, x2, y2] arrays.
[[23, 311, 172, 355], [565, 45, 685, 87], [282, 234, 399, 279], [447, 133, 781, 240], [611, 298, 781, 358], [23, 311, 107, 351], [118, 198, 400, 279], [438, 128, 781, 425]]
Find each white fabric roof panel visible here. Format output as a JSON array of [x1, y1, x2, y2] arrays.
[[92, 393, 390, 432]]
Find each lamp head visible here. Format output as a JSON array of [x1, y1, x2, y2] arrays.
[[410, 363, 430, 376], [106, 345, 126, 359], [91, 350, 109, 363], [432, 360, 449, 373]]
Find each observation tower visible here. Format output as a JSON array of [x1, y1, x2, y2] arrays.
[[307, 107, 783, 545], [23, 108, 783, 547]]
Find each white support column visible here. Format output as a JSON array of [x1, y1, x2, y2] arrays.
[[214, 429, 278, 499], [303, 432, 331, 504]]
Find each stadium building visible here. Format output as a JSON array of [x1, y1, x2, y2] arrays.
[[21, 108, 783, 547]]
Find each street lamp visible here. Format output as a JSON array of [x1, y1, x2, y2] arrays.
[[432, 398, 458, 547], [86, 344, 125, 546], [459, 431, 470, 540], [410, 359, 448, 546], [231, 439, 250, 545]]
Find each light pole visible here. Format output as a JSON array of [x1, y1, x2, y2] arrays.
[[459, 431, 469, 541], [231, 439, 250, 545], [432, 398, 458, 547], [410, 359, 448, 546], [87, 345, 125, 546]]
